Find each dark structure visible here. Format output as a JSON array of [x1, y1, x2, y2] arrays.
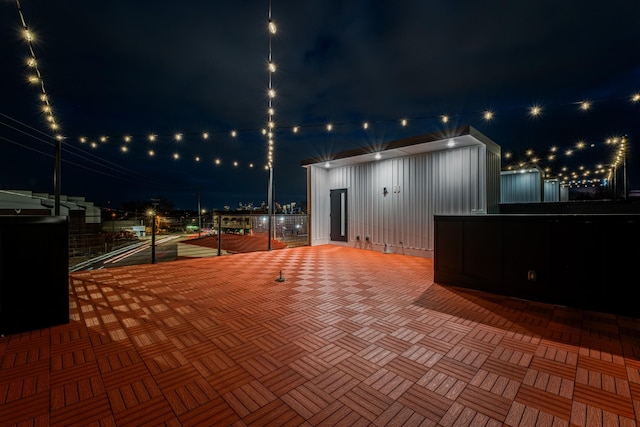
[[434, 214, 640, 318], [0, 216, 69, 335]]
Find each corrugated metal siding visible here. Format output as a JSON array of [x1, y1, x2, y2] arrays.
[[543, 180, 560, 202], [309, 166, 330, 245], [500, 170, 542, 203], [485, 148, 501, 213], [308, 145, 489, 253]]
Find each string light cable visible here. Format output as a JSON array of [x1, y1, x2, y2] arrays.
[[9, 1, 636, 187]]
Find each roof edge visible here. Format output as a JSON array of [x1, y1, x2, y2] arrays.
[[300, 124, 494, 166]]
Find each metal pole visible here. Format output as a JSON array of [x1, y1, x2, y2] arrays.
[[623, 143, 628, 200], [151, 199, 159, 264], [151, 211, 156, 264], [267, 167, 273, 251], [217, 212, 222, 256], [197, 191, 202, 238], [54, 138, 61, 216]]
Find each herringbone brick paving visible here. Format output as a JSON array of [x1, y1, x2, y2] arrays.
[[1, 245, 639, 426]]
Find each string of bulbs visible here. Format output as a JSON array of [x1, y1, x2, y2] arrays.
[[12, 1, 635, 189]]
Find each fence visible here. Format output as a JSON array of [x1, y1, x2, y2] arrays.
[[246, 214, 309, 247]]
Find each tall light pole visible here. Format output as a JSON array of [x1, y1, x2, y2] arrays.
[[622, 135, 628, 200], [54, 137, 61, 216], [266, 1, 276, 251]]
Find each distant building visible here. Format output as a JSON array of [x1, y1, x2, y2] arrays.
[[500, 167, 569, 203], [0, 190, 101, 234]]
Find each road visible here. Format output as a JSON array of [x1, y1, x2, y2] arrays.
[[70, 234, 187, 271]]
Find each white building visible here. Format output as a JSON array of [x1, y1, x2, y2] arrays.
[[301, 125, 501, 258], [500, 167, 569, 203]]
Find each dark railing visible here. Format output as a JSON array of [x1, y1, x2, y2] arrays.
[[69, 231, 140, 265]]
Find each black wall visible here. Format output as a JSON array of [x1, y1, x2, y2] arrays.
[[0, 216, 69, 335], [434, 214, 640, 318]]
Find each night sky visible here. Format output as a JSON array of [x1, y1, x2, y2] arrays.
[[1, 1, 639, 211]]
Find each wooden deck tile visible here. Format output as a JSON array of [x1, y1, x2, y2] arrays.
[[282, 382, 335, 419], [2, 245, 640, 426]]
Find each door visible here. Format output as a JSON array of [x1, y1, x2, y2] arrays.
[[330, 189, 348, 241]]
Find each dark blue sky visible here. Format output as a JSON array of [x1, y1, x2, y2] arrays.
[[2, 1, 639, 211]]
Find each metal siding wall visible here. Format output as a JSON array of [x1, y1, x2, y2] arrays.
[[309, 166, 330, 244], [485, 148, 501, 213], [500, 170, 542, 203], [310, 145, 488, 253], [544, 180, 560, 202]]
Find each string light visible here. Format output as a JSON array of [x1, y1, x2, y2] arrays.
[[10, 2, 633, 184], [265, 0, 277, 238], [15, 0, 63, 142], [529, 105, 542, 117]]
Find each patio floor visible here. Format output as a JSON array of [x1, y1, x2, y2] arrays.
[[1, 245, 639, 426]]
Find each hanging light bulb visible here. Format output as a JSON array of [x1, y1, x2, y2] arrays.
[[529, 105, 542, 117]]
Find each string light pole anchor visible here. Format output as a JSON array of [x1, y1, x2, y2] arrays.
[[275, 270, 286, 282]]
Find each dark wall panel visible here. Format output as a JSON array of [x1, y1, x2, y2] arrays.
[[0, 216, 69, 335], [434, 214, 640, 318]]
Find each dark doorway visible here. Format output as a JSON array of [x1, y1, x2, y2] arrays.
[[330, 189, 348, 241]]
